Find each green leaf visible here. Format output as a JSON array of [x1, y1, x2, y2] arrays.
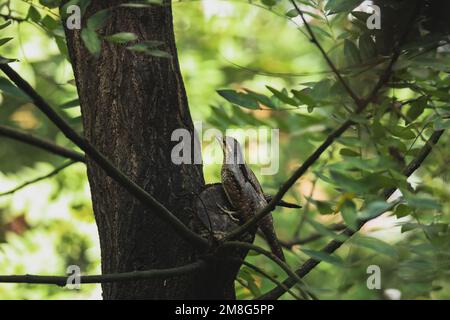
[[0, 57, 18, 64], [359, 173, 398, 191], [140, 40, 165, 47], [309, 25, 333, 39], [344, 39, 361, 66], [307, 218, 348, 241], [244, 89, 277, 109], [87, 9, 111, 30], [314, 170, 334, 185], [27, 5, 42, 23], [315, 200, 334, 215], [0, 38, 13, 47], [266, 86, 298, 106], [286, 9, 299, 18], [120, 3, 152, 8], [352, 235, 398, 257], [341, 199, 358, 230], [388, 126, 416, 139], [302, 249, 344, 266], [325, 0, 363, 14], [127, 43, 154, 52], [42, 15, 60, 31], [359, 201, 397, 221], [238, 267, 261, 298], [217, 90, 260, 110], [339, 148, 360, 157], [0, 20, 12, 30], [400, 222, 422, 233], [328, 157, 389, 174], [55, 36, 69, 59], [144, 0, 163, 4], [405, 195, 441, 210], [394, 204, 413, 218], [329, 170, 367, 193], [246, 278, 261, 298], [337, 137, 364, 148], [0, 77, 30, 100], [144, 49, 172, 59], [406, 97, 427, 123], [291, 89, 315, 107], [39, 0, 61, 9], [81, 28, 101, 56], [105, 32, 138, 44], [309, 79, 333, 102], [60, 99, 80, 109], [434, 118, 450, 130], [261, 0, 277, 7], [358, 34, 377, 60], [127, 42, 171, 58], [351, 11, 371, 23]]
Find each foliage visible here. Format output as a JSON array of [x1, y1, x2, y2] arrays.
[[0, 0, 449, 300]]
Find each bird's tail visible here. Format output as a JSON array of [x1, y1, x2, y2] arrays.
[[259, 214, 286, 262]]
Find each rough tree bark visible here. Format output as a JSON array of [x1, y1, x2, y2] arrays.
[[63, 1, 217, 299]]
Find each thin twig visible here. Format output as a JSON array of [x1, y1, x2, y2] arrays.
[[0, 260, 205, 286], [389, 100, 446, 161], [222, 241, 316, 300], [289, 0, 362, 106], [240, 260, 303, 300], [0, 161, 76, 197], [279, 224, 347, 249], [0, 125, 85, 162]]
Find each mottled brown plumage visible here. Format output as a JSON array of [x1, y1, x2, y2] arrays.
[[218, 136, 286, 261]]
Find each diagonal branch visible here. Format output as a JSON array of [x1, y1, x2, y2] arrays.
[[222, 241, 314, 300], [278, 224, 347, 249], [259, 129, 445, 300], [0, 260, 206, 286], [223, 0, 421, 243], [0, 63, 208, 249], [0, 160, 76, 197], [0, 125, 85, 162], [240, 259, 303, 300]]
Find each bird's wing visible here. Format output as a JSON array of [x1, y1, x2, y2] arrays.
[[239, 163, 264, 195]]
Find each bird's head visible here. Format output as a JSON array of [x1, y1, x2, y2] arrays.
[[216, 135, 245, 165]]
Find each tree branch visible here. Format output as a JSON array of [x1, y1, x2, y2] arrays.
[[0, 260, 206, 286], [0, 63, 209, 249], [240, 259, 303, 300], [0, 125, 85, 162], [222, 241, 314, 300], [0, 161, 76, 197], [259, 129, 445, 300], [278, 224, 347, 249]]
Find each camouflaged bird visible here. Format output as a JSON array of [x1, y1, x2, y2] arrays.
[[218, 136, 289, 261]]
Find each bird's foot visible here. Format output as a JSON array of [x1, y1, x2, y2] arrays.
[[216, 203, 239, 222]]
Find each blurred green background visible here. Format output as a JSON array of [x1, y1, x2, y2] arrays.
[[1, 0, 450, 300]]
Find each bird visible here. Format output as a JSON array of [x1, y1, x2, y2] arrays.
[[217, 135, 296, 261]]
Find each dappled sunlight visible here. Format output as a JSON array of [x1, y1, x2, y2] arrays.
[[0, 0, 449, 301]]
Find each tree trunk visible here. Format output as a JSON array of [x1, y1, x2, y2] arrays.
[[63, 1, 209, 299]]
